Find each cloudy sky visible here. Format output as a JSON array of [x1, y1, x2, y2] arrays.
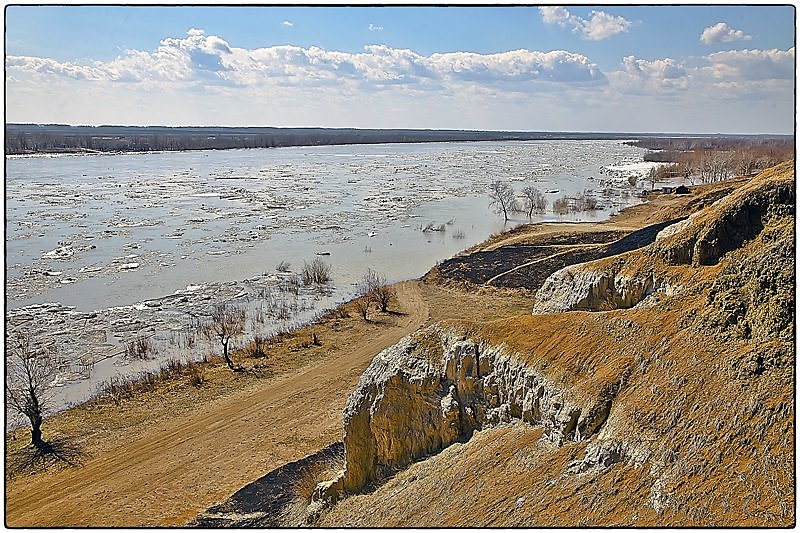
[[5, 5, 795, 133]]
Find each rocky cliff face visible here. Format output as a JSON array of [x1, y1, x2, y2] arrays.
[[532, 162, 794, 315], [317, 326, 620, 499], [531, 260, 673, 314]]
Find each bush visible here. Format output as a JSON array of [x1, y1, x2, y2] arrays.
[[125, 335, 152, 360], [251, 334, 268, 358], [189, 366, 206, 387], [301, 258, 332, 286], [552, 197, 569, 215]]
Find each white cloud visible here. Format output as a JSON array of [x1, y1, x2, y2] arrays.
[[704, 47, 794, 80], [428, 49, 605, 84], [700, 22, 752, 45], [580, 11, 634, 41], [368, 23, 384, 32], [6, 29, 606, 91], [607, 47, 795, 107], [539, 6, 571, 26], [5, 28, 794, 134], [539, 6, 633, 41], [609, 55, 688, 94], [281, 20, 293, 28]]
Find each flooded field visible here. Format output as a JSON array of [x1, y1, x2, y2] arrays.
[[6, 140, 653, 411]]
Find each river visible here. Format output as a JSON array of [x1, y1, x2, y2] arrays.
[[5, 139, 652, 411]]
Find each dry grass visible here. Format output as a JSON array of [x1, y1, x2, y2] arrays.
[[281, 448, 345, 525], [320, 164, 796, 527]]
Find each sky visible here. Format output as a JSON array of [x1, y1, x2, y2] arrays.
[[4, 4, 796, 134]]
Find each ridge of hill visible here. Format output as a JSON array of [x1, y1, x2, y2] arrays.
[[314, 162, 795, 527]]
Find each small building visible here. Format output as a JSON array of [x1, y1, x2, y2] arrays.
[[674, 185, 690, 195], [661, 186, 675, 194]]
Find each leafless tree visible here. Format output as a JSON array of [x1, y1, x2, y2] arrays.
[[488, 180, 517, 221], [6, 334, 57, 450], [352, 269, 388, 321], [572, 192, 598, 211], [203, 303, 246, 371], [353, 293, 372, 321], [353, 276, 374, 321], [552, 197, 569, 216], [363, 268, 394, 313], [520, 186, 547, 218], [301, 258, 332, 286], [648, 166, 658, 190]]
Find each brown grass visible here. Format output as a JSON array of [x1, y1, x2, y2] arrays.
[[320, 164, 796, 527]]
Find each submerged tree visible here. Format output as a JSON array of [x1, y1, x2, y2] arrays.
[[203, 303, 246, 371], [301, 258, 332, 287], [488, 180, 517, 222], [520, 186, 547, 218], [6, 334, 57, 450]]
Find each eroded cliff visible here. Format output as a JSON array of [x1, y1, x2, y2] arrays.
[[316, 163, 795, 526]]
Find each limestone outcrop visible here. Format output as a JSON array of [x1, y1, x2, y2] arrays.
[[531, 260, 672, 314], [319, 326, 617, 498], [649, 163, 795, 266]]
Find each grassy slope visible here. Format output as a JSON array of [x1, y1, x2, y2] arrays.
[[321, 163, 795, 527]]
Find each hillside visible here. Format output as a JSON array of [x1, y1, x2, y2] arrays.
[[313, 162, 795, 526]]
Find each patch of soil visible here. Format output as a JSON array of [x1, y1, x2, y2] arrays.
[[433, 219, 681, 291]]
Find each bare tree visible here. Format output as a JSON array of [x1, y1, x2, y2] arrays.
[[552, 197, 569, 216], [488, 180, 517, 222], [301, 258, 332, 286], [353, 293, 373, 321], [6, 335, 56, 450], [353, 274, 375, 321], [363, 268, 394, 313], [520, 186, 547, 218], [648, 166, 658, 190], [203, 303, 246, 371]]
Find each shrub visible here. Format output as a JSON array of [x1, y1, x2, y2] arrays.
[[189, 366, 206, 388], [301, 258, 332, 286]]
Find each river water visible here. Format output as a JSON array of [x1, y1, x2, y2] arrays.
[[5, 139, 651, 412]]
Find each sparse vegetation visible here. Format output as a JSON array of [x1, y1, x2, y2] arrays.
[[488, 180, 517, 221], [251, 334, 268, 358], [6, 334, 57, 450], [519, 186, 547, 218], [189, 365, 206, 388], [352, 268, 395, 320], [422, 221, 446, 233], [301, 258, 332, 287], [202, 303, 246, 371], [552, 196, 569, 216], [125, 335, 152, 360]]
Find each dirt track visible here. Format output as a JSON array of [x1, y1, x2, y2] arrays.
[[6, 282, 430, 527]]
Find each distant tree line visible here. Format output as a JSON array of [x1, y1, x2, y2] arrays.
[[7, 124, 791, 156], [4, 124, 633, 155], [629, 137, 794, 184]]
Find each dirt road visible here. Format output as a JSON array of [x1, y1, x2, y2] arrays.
[[6, 282, 430, 527]]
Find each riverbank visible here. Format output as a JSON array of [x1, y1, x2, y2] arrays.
[[5, 178, 740, 526]]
